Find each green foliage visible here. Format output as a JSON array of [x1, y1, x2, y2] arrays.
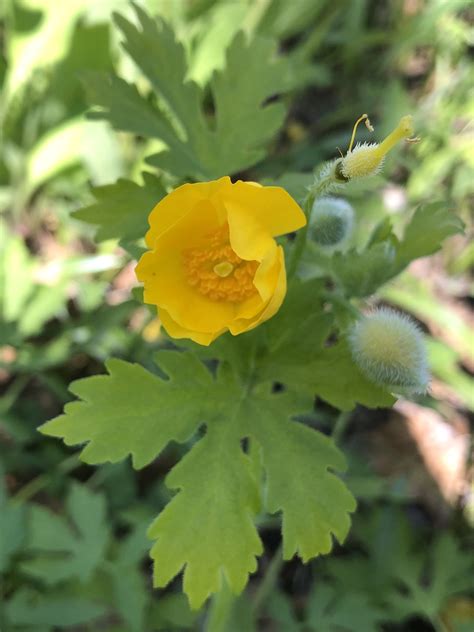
[[21, 483, 109, 584], [84, 4, 292, 180], [1, 479, 197, 632], [0, 471, 26, 572], [0, 234, 68, 340], [41, 348, 356, 608], [73, 172, 166, 243], [255, 281, 395, 410], [304, 202, 464, 298], [149, 420, 262, 609], [269, 586, 385, 632], [395, 202, 465, 268], [387, 533, 473, 622], [5, 588, 108, 629], [2, 0, 471, 626], [41, 352, 213, 468]]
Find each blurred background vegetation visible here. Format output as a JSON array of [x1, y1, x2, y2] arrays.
[[0, 0, 473, 630]]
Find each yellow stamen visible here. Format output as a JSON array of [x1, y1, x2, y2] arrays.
[[214, 261, 234, 277], [183, 224, 259, 302]]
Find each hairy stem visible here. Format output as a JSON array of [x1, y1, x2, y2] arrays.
[[287, 173, 336, 280]]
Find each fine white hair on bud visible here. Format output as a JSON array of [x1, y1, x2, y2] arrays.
[[349, 307, 430, 395], [310, 196, 354, 246], [340, 141, 385, 179]]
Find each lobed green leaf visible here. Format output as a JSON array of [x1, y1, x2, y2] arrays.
[[74, 172, 166, 242], [84, 5, 291, 180], [41, 350, 355, 608], [40, 352, 213, 469]]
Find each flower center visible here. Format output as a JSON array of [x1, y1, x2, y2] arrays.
[[183, 224, 259, 302]]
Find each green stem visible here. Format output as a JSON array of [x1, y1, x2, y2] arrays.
[[205, 581, 237, 632], [251, 543, 284, 617], [332, 411, 351, 444], [288, 174, 335, 280], [11, 454, 80, 505]]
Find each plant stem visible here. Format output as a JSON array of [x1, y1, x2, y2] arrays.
[[251, 543, 284, 617], [11, 453, 80, 505], [205, 581, 237, 632], [332, 411, 351, 443], [287, 174, 334, 280]]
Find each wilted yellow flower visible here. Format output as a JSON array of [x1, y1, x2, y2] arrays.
[[335, 114, 417, 181], [135, 177, 306, 345]]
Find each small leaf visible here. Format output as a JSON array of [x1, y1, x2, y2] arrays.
[[305, 584, 385, 632], [74, 173, 166, 241], [396, 202, 464, 268], [21, 483, 109, 584], [5, 588, 107, 627]]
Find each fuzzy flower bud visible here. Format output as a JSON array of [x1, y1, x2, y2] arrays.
[[334, 115, 417, 182], [349, 308, 430, 395], [310, 197, 354, 246]]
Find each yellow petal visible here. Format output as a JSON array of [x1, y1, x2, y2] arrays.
[[226, 201, 275, 261], [230, 247, 286, 334], [137, 201, 237, 334], [222, 180, 306, 239], [159, 308, 224, 346], [145, 176, 231, 248]]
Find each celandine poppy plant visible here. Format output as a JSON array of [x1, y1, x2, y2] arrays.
[[135, 177, 306, 345]]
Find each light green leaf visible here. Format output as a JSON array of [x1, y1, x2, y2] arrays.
[[18, 281, 69, 336], [4, 0, 93, 106], [21, 483, 109, 584], [26, 118, 85, 190], [188, 2, 247, 85], [245, 388, 356, 561], [73, 172, 166, 241], [85, 5, 291, 179], [396, 202, 464, 268], [40, 352, 213, 468], [149, 420, 263, 609], [42, 350, 355, 608], [1, 236, 35, 323]]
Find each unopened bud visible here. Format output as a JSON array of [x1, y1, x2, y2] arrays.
[[349, 308, 429, 395], [310, 197, 354, 246]]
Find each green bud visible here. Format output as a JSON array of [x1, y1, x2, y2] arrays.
[[349, 308, 429, 395], [310, 197, 354, 247]]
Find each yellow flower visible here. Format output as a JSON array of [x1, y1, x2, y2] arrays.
[[335, 114, 417, 181], [135, 177, 306, 345]]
